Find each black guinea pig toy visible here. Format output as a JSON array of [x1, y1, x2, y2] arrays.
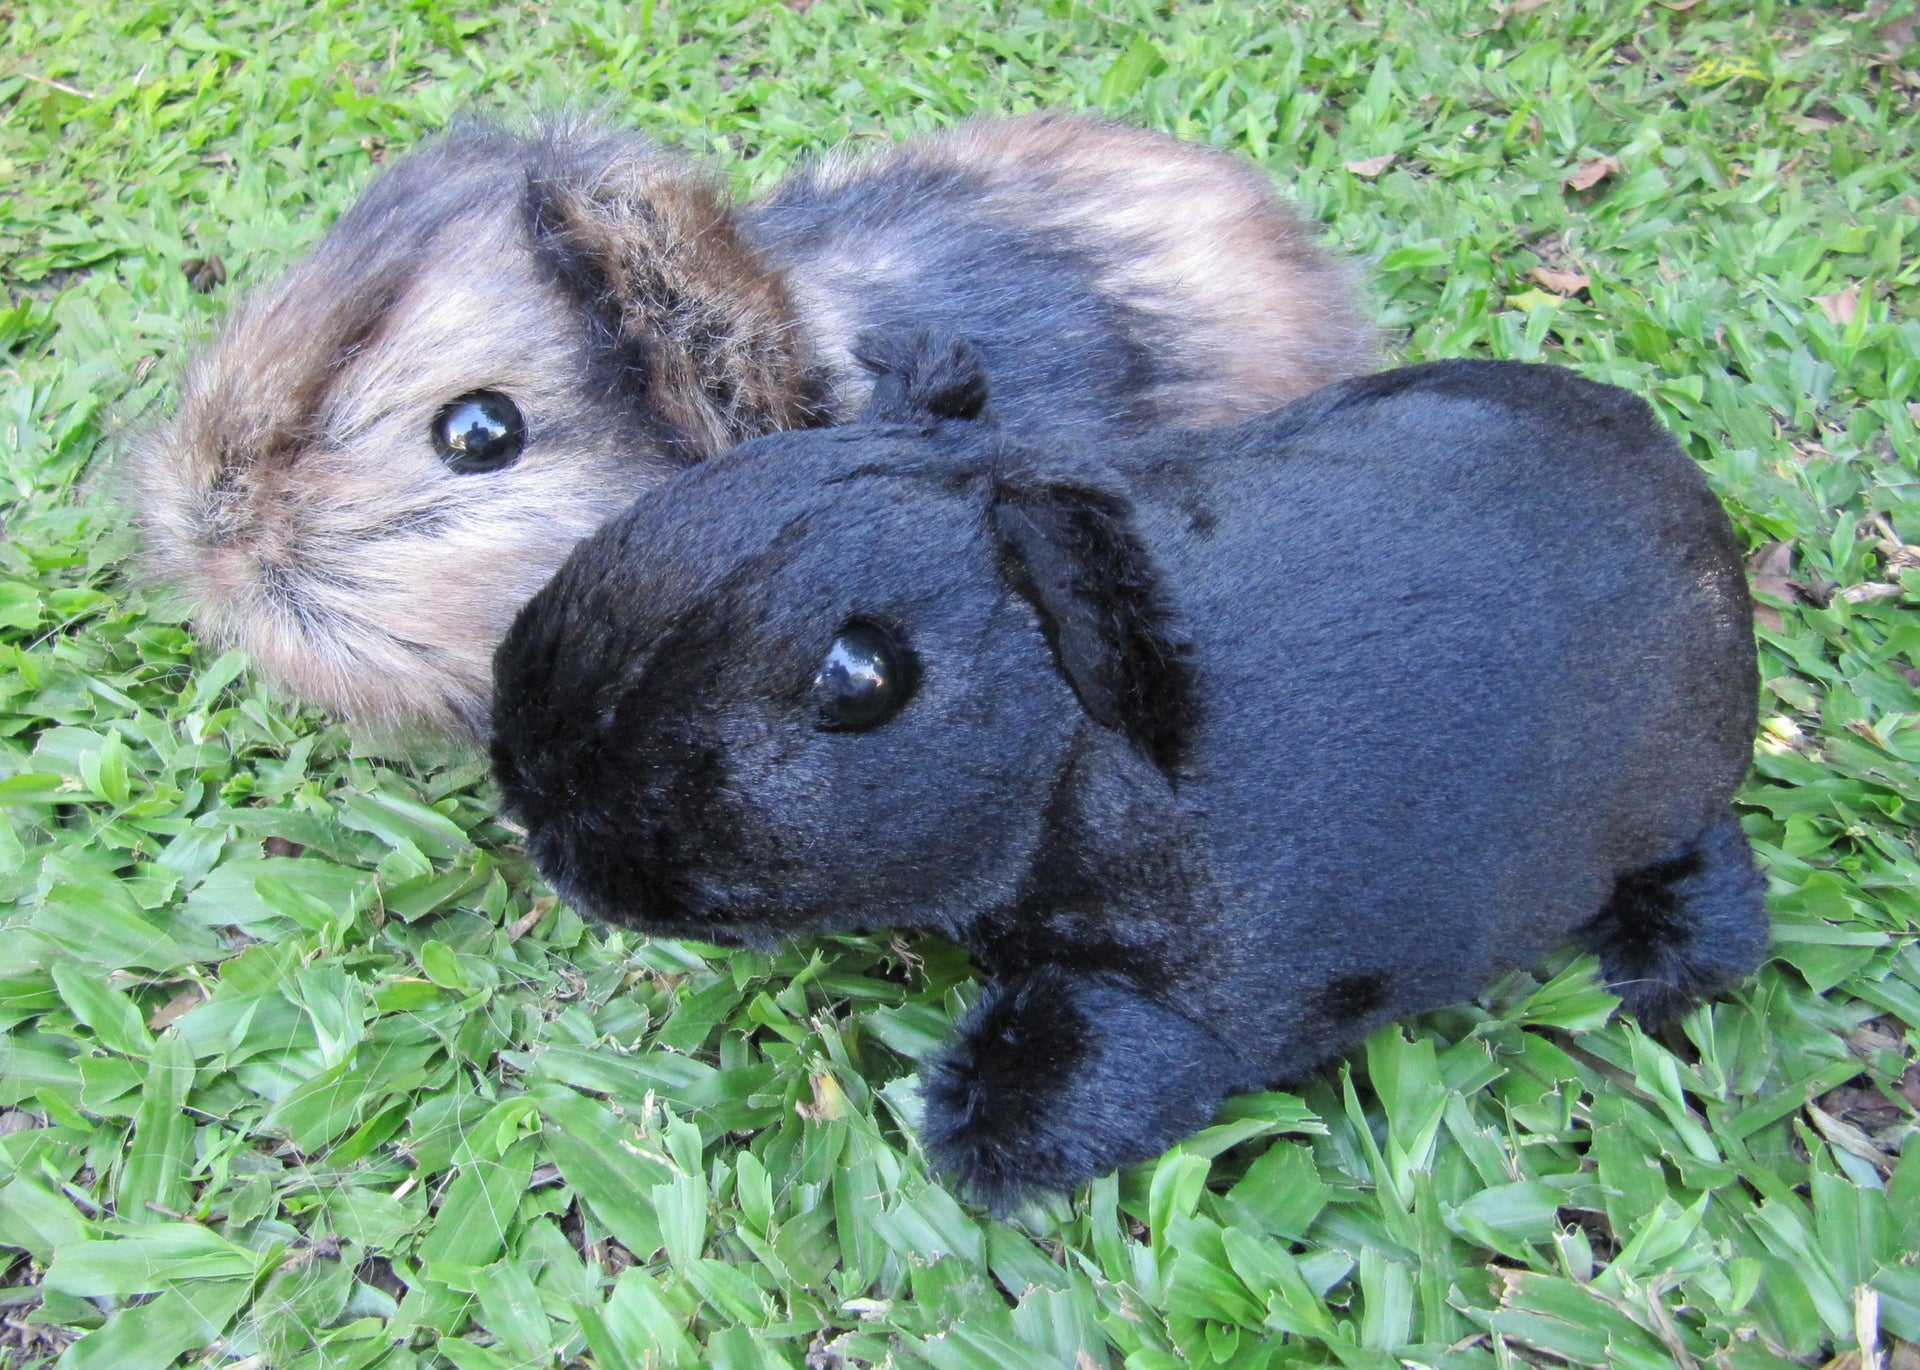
[[490, 333, 1768, 1206]]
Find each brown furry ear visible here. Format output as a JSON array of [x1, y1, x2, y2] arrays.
[[524, 142, 825, 460], [990, 477, 1196, 776]]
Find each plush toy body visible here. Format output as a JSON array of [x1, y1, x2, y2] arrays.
[[491, 345, 1766, 1205], [131, 115, 1370, 734]]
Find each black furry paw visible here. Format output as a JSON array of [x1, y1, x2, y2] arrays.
[[1588, 816, 1770, 1030], [919, 965, 1236, 1211], [852, 326, 990, 426]]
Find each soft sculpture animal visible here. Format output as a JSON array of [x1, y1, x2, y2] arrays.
[[490, 337, 1768, 1206], [130, 114, 1372, 735]]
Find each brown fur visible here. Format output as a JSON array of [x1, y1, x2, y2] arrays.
[[131, 115, 1375, 736], [526, 158, 822, 454], [136, 200, 656, 730]]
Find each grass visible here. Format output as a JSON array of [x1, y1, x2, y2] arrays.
[[2, 0, 1918, 1365]]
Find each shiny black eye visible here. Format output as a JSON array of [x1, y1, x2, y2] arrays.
[[431, 390, 526, 474], [813, 622, 914, 732]]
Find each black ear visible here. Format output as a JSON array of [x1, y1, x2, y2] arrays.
[[853, 326, 990, 426], [990, 478, 1195, 776]]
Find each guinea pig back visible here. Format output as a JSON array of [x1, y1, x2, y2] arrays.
[[132, 114, 1372, 735], [493, 344, 1767, 1206]]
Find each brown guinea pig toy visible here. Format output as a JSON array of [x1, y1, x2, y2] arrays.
[[131, 114, 1374, 733]]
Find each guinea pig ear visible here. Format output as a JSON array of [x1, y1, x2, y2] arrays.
[[990, 477, 1194, 777], [852, 326, 991, 427], [523, 132, 826, 462]]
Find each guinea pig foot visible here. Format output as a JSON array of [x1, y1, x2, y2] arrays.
[[1584, 816, 1770, 1030], [919, 964, 1238, 1212], [852, 326, 990, 425]]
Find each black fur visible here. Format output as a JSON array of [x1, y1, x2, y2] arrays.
[[745, 160, 1172, 433], [855, 327, 991, 425], [1309, 974, 1391, 1025], [990, 477, 1197, 776], [491, 344, 1768, 1208], [921, 966, 1242, 1205], [1581, 818, 1769, 1028]]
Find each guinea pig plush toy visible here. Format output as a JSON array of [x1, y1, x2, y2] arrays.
[[490, 334, 1768, 1206], [130, 114, 1373, 735]]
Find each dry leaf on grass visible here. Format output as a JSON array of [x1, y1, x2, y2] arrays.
[[1825, 1342, 1920, 1370], [1748, 540, 1797, 631], [1344, 153, 1397, 178], [1502, 0, 1551, 14], [1564, 155, 1620, 191], [795, 1073, 847, 1122], [1814, 283, 1861, 326], [1874, 0, 1918, 53], [1873, 531, 1920, 575], [1504, 288, 1565, 313], [1839, 581, 1903, 604], [508, 895, 557, 941], [1529, 265, 1591, 294], [1807, 1102, 1896, 1175], [1828, 1291, 1920, 1370], [1845, 1014, 1909, 1056], [0, 1318, 80, 1368], [1748, 540, 1797, 599], [1818, 1058, 1920, 1140], [148, 985, 207, 1030]]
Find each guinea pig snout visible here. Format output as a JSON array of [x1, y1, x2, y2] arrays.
[[506, 699, 802, 939]]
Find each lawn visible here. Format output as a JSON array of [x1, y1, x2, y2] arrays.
[[2, 0, 1918, 1366]]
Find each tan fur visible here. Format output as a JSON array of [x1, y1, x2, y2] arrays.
[[134, 213, 658, 731]]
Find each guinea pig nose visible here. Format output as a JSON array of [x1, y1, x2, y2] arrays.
[[813, 621, 914, 732], [431, 390, 526, 474]]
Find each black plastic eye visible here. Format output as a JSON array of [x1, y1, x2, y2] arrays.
[[813, 622, 914, 732], [431, 390, 526, 474]]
